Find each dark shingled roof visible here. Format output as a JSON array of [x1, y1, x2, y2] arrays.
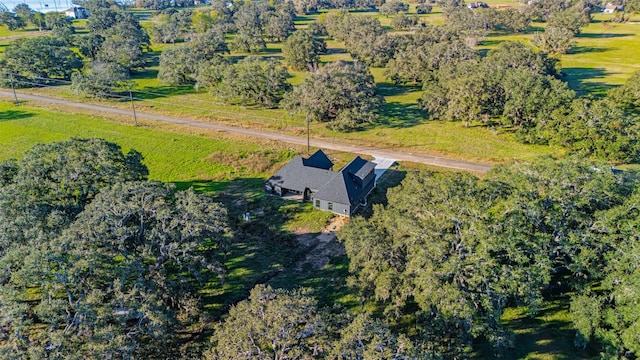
[[302, 149, 333, 170], [266, 156, 336, 193], [346, 156, 376, 181], [266, 152, 376, 209], [313, 156, 375, 205]]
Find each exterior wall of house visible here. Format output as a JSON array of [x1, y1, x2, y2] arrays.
[[362, 172, 375, 195], [354, 175, 375, 206], [312, 198, 351, 216]]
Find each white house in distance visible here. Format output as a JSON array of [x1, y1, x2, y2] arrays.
[[603, 2, 624, 13], [64, 6, 89, 19]]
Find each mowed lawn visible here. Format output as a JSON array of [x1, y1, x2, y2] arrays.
[[0, 101, 298, 184], [562, 14, 640, 95]]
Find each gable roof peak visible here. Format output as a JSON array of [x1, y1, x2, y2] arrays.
[[302, 149, 333, 170]]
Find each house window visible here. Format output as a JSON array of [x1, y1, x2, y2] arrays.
[[315, 199, 320, 208], [328, 202, 333, 211]]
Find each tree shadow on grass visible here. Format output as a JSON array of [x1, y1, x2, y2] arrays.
[[576, 32, 634, 39], [269, 254, 358, 309], [569, 46, 611, 54], [562, 67, 613, 96], [475, 297, 600, 359], [374, 83, 425, 129], [294, 14, 315, 23], [172, 180, 229, 193], [144, 49, 161, 67], [479, 39, 505, 47], [376, 82, 421, 97], [376, 101, 427, 128], [520, 25, 545, 34], [132, 85, 197, 99], [130, 68, 158, 80], [325, 47, 347, 55], [0, 109, 34, 121], [262, 47, 284, 55]]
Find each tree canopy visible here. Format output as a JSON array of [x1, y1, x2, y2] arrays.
[[282, 29, 327, 71], [339, 156, 637, 357], [0, 139, 230, 358], [197, 56, 291, 108], [0, 36, 82, 84], [284, 61, 383, 130]]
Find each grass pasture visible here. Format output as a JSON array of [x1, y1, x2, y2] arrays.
[[4, 8, 638, 165], [479, 12, 640, 96], [562, 17, 640, 95]]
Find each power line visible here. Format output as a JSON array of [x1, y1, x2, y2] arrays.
[[0, 73, 308, 129]]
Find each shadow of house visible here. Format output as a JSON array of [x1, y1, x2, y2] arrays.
[[265, 150, 376, 216]]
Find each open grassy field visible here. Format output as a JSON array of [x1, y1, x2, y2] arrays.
[[3, 7, 637, 165], [563, 15, 640, 95], [482, 12, 640, 95]]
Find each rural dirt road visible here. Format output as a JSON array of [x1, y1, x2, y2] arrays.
[[0, 31, 52, 42], [0, 90, 493, 173]]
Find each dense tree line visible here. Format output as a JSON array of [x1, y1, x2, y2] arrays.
[[420, 41, 571, 126], [72, 3, 151, 95], [339, 157, 640, 358], [0, 139, 231, 358]]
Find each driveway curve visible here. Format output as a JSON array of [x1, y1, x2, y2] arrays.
[[0, 90, 493, 173]]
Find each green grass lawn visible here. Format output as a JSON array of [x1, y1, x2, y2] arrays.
[[0, 100, 239, 183], [561, 14, 640, 95], [0, 24, 39, 38], [480, 13, 640, 96]]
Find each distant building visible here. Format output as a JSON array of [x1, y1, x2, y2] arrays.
[[64, 6, 89, 19], [603, 2, 624, 13], [467, 2, 489, 10], [265, 150, 376, 216]]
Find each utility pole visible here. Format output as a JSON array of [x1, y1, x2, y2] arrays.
[[10, 75, 19, 105], [129, 90, 138, 127], [306, 113, 310, 155]]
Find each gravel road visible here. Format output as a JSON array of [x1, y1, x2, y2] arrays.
[[0, 90, 493, 173]]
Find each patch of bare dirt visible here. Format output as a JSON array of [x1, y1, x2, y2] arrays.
[[322, 215, 349, 232], [294, 216, 350, 271]]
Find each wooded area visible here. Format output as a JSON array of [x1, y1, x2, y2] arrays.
[[0, 0, 640, 358]]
